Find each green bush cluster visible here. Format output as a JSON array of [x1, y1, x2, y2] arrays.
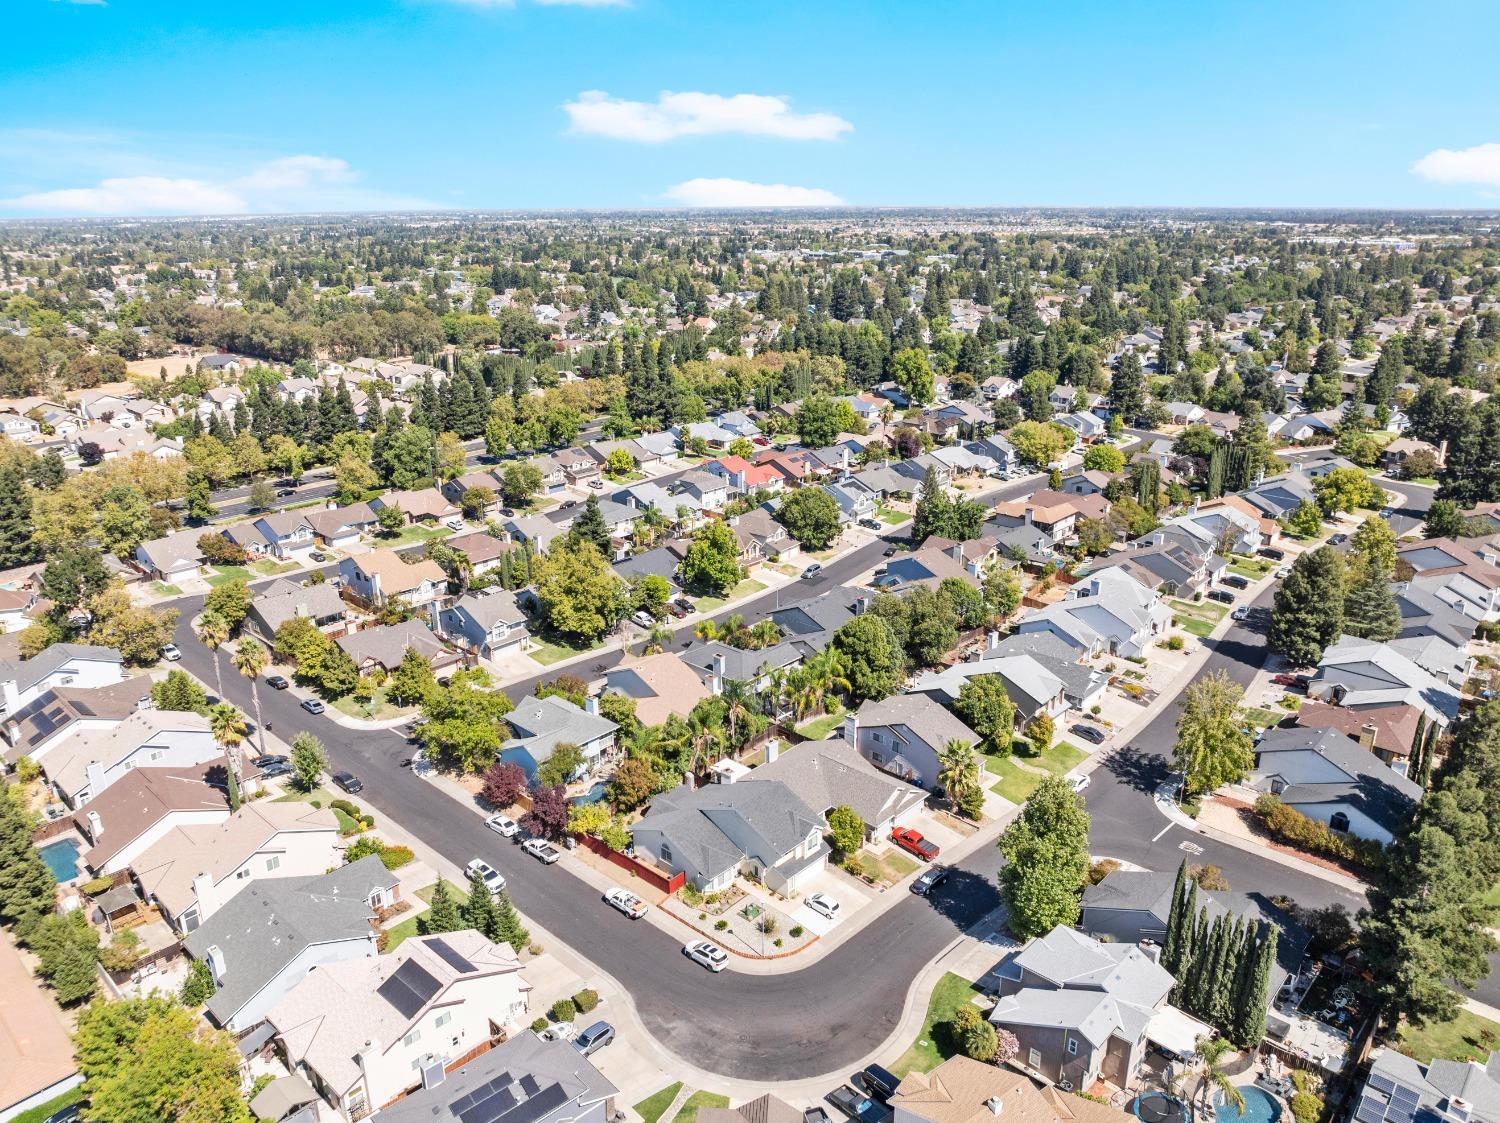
[[573, 988, 599, 1013], [1254, 796, 1384, 868]]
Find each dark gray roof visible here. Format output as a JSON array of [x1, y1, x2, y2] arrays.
[[183, 856, 394, 1026], [337, 619, 450, 672], [979, 632, 1103, 707], [1394, 583, 1478, 648], [632, 779, 823, 881], [679, 641, 802, 684], [1255, 726, 1422, 833], [613, 547, 682, 588], [447, 590, 527, 631], [251, 579, 346, 634], [755, 737, 924, 827], [502, 695, 617, 764], [1361, 1049, 1500, 1123], [376, 1032, 617, 1123]]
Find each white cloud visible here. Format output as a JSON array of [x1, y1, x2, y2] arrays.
[[2, 154, 433, 217], [1411, 143, 1500, 189], [564, 90, 852, 143], [663, 177, 844, 208]]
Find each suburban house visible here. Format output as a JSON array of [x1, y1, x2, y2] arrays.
[[306, 502, 378, 549], [0, 936, 80, 1123], [183, 855, 396, 1034], [76, 759, 232, 876], [992, 490, 1108, 547], [770, 586, 872, 657], [501, 514, 565, 553], [727, 507, 798, 565], [847, 694, 982, 792], [338, 549, 448, 609], [1239, 473, 1318, 521], [983, 925, 1204, 1089], [434, 589, 531, 658], [134, 527, 209, 581], [439, 469, 504, 509], [252, 511, 318, 560], [443, 531, 510, 576], [498, 695, 618, 780], [1352, 1049, 1500, 1123], [601, 652, 711, 727], [823, 479, 879, 524], [973, 632, 1110, 713], [1308, 635, 1462, 728], [372, 1029, 616, 1123], [1081, 868, 1264, 951], [1382, 437, 1444, 475], [0, 587, 37, 633], [373, 488, 460, 526], [912, 653, 1069, 728], [337, 619, 460, 676], [706, 455, 784, 496], [44, 709, 223, 808], [1397, 538, 1500, 622], [754, 736, 925, 842], [613, 546, 683, 594], [966, 435, 1020, 475], [1094, 538, 1219, 600], [1293, 701, 1424, 771], [630, 778, 828, 894], [248, 578, 348, 641], [267, 932, 532, 1123], [1248, 725, 1423, 845], [885, 543, 984, 591], [1394, 582, 1480, 649], [675, 470, 732, 511], [1, 677, 150, 765], [1017, 568, 1170, 658], [130, 801, 344, 934], [890, 1056, 1136, 1123], [680, 642, 803, 697]]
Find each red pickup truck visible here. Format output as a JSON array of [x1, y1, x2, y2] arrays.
[[890, 827, 940, 861]]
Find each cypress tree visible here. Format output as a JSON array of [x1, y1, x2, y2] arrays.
[[1212, 916, 1246, 1025], [419, 879, 464, 935], [0, 466, 37, 568], [0, 780, 56, 933], [1233, 925, 1279, 1047], [1163, 861, 1189, 974], [1410, 713, 1429, 784], [1176, 904, 1209, 1006], [1189, 913, 1228, 1014]]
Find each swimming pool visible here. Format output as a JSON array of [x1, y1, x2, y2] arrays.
[[1216, 1087, 1282, 1123], [39, 837, 82, 883], [572, 781, 609, 805]]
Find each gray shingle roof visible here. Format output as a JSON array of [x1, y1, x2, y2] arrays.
[[0, 643, 123, 696], [632, 779, 823, 882], [502, 695, 617, 764], [755, 737, 924, 828]]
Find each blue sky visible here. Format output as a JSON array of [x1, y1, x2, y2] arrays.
[[4, 0, 1500, 217]]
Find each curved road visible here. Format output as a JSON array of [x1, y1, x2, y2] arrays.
[[168, 470, 1485, 1081]]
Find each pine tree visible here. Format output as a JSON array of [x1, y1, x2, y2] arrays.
[[912, 465, 953, 545], [419, 879, 464, 935], [1162, 861, 1189, 974], [492, 889, 530, 952], [0, 779, 56, 932], [1343, 564, 1400, 641], [569, 494, 611, 554], [0, 466, 37, 568]]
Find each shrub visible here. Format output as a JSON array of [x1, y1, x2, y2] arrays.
[[344, 836, 415, 870], [759, 915, 777, 936], [1164, 635, 1185, 651], [843, 854, 865, 879], [180, 958, 214, 1006], [827, 805, 866, 856], [1253, 796, 1384, 868], [1187, 863, 1229, 891], [953, 1004, 998, 1062], [549, 997, 577, 1023], [714, 919, 728, 931], [790, 926, 804, 938], [573, 988, 599, 1014], [1290, 1092, 1323, 1123], [1087, 858, 1121, 886], [680, 883, 704, 907], [531, 1017, 549, 1034], [79, 876, 114, 897], [1090, 705, 1102, 716]]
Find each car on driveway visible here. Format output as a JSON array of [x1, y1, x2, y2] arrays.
[[573, 1021, 614, 1056], [805, 892, 840, 921], [466, 859, 506, 893], [666, 601, 689, 619], [890, 826, 939, 861], [604, 887, 648, 918], [683, 939, 728, 972], [161, 643, 182, 661], [859, 517, 882, 530], [800, 563, 823, 580], [331, 771, 363, 794], [1220, 574, 1249, 590], [485, 813, 519, 838], [521, 838, 562, 864], [1274, 565, 1292, 579], [1206, 589, 1235, 605], [266, 674, 290, 690], [631, 610, 656, 628], [911, 865, 950, 896], [254, 755, 291, 779], [856, 1064, 901, 1102], [826, 1085, 882, 1123], [882, 545, 898, 557], [1329, 532, 1349, 545], [300, 697, 326, 715], [803, 1108, 831, 1123], [1070, 723, 1105, 745]]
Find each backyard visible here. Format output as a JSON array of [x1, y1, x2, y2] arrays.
[[891, 971, 984, 1075], [376, 524, 454, 548], [794, 700, 846, 741], [1396, 1007, 1500, 1064]]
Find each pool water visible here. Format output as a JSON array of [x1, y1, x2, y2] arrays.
[[39, 837, 82, 883], [1216, 1087, 1282, 1123]]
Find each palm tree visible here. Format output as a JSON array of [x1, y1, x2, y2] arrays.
[[233, 638, 270, 760], [801, 649, 851, 715], [685, 709, 726, 775], [208, 701, 248, 808], [719, 614, 749, 647], [762, 665, 791, 719], [196, 612, 229, 699], [937, 738, 981, 806], [747, 620, 781, 649], [721, 679, 755, 748], [641, 625, 673, 655], [1194, 1037, 1244, 1115]]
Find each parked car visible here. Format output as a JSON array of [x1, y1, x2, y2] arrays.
[[41, 1105, 81, 1123], [1259, 547, 1287, 561], [1274, 565, 1292, 579], [310, 550, 328, 563], [1220, 574, 1250, 590], [522, 837, 562, 864], [800, 563, 823, 580], [465, 858, 506, 893], [872, 574, 904, 590], [631, 610, 656, 628], [604, 887, 648, 918], [485, 813, 519, 838], [859, 517, 882, 530], [805, 893, 840, 921], [1070, 723, 1106, 745], [1067, 772, 1091, 793], [1271, 673, 1301, 687], [911, 865, 950, 896], [266, 674, 290, 689], [666, 601, 689, 619], [683, 940, 728, 972], [826, 1084, 882, 1123], [1231, 605, 1251, 621], [1329, 532, 1349, 545], [253, 753, 288, 769], [856, 1064, 902, 1102], [256, 758, 291, 779], [331, 771, 363, 794], [1206, 589, 1235, 605], [160, 643, 182, 661], [890, 826, 939, 861], [573, 1021, 614, 1056], [588, 479, 605, 490], [301, 697, 327, 714], [882, 545, 898, 557], [1380, 507, 1395, 519]]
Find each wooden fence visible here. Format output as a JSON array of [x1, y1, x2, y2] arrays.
[[576, 835, 685, 895]]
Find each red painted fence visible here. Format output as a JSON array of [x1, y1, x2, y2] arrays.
[[576, 834, 686, 895]]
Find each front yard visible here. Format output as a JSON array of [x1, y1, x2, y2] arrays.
[[1397, 1007, 1500, 1063], [891, 971, 984, 1076], [988, 757, 1044, 803], [333, 684, 418, 723], [529, 635, 605, 667], [384, 880, 469, 951], [1015, 739, 1087, 776], [376, 524, 454, 548], [694, 578, 768, 613], [633, 1084, 684, 1123], [1171, 598, 1228, 638]]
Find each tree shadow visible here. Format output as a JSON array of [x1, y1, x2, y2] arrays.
[[1102, 743, 1171, 793], [924, 865, 1003, 930]]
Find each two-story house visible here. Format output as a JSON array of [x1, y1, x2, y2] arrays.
[[1016, 568, 1170, 658], [247, 578, 348, 642], [847, 694, 982, 792], [435, 589, 531, 659], [45, 709, 223, 807], [252, 511, 318, 560], [338, 549, 449, 609], [498, 695, 618, 781], [77, 760, 232, 876]]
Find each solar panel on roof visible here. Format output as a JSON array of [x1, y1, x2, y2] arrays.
[[499, 1082, 568, 1123], [376, 958, 442, 1019], [1392, 1087, 1422, 1108], [518, 1075, 539, 1097], [1368, 1075, 1397, 1095], [428, 937, 474, 974], [457, 1084, 518, 1123], [1356, 1098, 1389, 1123]]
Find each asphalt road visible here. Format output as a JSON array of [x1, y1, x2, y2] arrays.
[[165, 465, 1487, 1079]]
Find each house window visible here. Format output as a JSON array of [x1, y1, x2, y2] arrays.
[[871, 752, 884, 764], [235, 867, 250, 880], [435, 1011, 451, 1029], [1066, 1037, 1079, 1056], [871, 731, 883, 744], [403, 1028, 421, 1048], [660, 843, 673, 864], [1029, 1048, 1042, 1068], [265, 856, 281, 872], [1329, 811, 1351, 834]]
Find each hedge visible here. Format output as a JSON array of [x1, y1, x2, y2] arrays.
[[573, 988, 599, 1014], [1253, 795, 1384, 869]]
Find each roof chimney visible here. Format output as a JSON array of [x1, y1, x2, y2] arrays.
[[1358, 723, 1378, 750], [205, 943, 226, 984], [713, 651, 727, 679], [584, 695, 599, 716], [985, 1098, 1004, 1116], [85, 760, 106, 798], [85, 810, 103, 839], [765, 739, 780, 764]]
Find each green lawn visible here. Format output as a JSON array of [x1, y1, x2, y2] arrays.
[[1015, 740, 1087, 776], [891, 972, 984, 1076], [795, 702, 845, 741], [333, 684, 416, 722], [1397, 1007, 1500, 1063], [876, 504, 910, 525], [988, 757, 1044, 803], [332, 807, 359, 833], [251, 557, 301, 576], [1171, 598, 1228, 638], [863, 848, 920, 886], [272, 785, 336, 805], [633, 1084, 684, 1123], [672, 1092, 729, 1123], [530, 636, 602, 666], [377, 524, 454, 548], [206, 565, 254, 586], [1243, 706, 1285, 729], [1229, 557, 1275, 580], [385, 881, 470, 950], [694, 578, 767, 613], [152, 582, 183, 595]]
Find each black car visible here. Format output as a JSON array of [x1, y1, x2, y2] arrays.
[[1220, 574, 1249, 590], [1206, 589, 1235, 605], [257, 759, 292, 779], [883, 545, 898, 557], [300, 697, 326, 714], [562, 499, 577, 509], [266, 674, 290, 690], [856, 1064, 901, 1102], [42, 1105, 81, 1123], [1070, 723, 1106, 745], [277, 487, 296, 497], [253, 754, 288, 769], [1329, 533, 1349, 545], [332, 771, 363, 794], [1258, 547, 1286, 561], [826, 1085, 882, 1123], [911, 865, 950, 896]]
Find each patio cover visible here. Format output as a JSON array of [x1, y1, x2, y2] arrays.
[[1145, 1004, 1214, 1060], [237, 1021, 278, 1058], [250, 1072, 318, 1120]]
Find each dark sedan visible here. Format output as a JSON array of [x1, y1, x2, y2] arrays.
[[1070, 724, 1106, 745], [331, 771, 363, 794], [266, 674, 290, 689]]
